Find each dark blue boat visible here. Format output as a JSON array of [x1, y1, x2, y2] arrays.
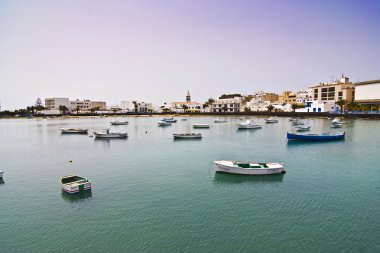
[[287, 131, 345, 141]]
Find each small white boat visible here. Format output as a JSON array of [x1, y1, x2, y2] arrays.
[[93, 129, 128, 138], [110, 120, 128, 125], [163, 117, 177, 123], [331, 123, 342, 128], [296, 126, 311, 132], [61, 128, 88, 134], [289, 117, 300, 122], [214, 119, 227, 123], [265, 117, 278, 123], [61, 175, 91, 194], [237, 120, 262, 129], [173, 133, 202, 139], [331, 118, 343, 128], [158, 120, 172, 126], [181, 118, 187, 121], [214, 160, 285, 175], [0, 170, 3, 178], [193, 124, 210, 128], [292, 120, 304, 125]]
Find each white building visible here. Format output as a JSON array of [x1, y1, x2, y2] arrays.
[[211, 97, 242, 113], [295, 100, 338, 113], [45, 98, 71, 110], [272, 102, 293, 112], [246, 91, 271, 111], [296, 89, 313, 103], [170, 102, 202, 113], [70, 99, 92, 111], [120, 100, 153, 113], [354, 79, 380, 105]]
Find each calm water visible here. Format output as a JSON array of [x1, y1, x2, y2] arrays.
[[1, 116, 379, 253]]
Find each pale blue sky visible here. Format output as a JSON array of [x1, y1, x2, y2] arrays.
[[0, 0, 379, 110]]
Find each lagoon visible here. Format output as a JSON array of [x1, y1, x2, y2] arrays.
[[0, 116, 379, 253]]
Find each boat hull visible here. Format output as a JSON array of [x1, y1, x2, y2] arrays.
[[93, 132, 128, 138], [237, 125, 262, 129], [193, 125, 210, 128], [110, 122, 128, 125], [287, 132, 345, 141], [61, 128, 88, 134], [214, 161, 284, 175], [0, 171, 3, 178], [173, 134, 202, 139]]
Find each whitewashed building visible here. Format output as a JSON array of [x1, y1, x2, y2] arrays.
[[295, 100, 338, 113], [354, 79, 380, 105], [45, 98, 71, 110], [170, 102, 202, 113], [211, 97, 242, 113], [296, 89, 313, 103], [120, 100, 153, 113]]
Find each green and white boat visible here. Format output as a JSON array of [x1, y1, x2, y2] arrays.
[[61, 175, 92, 194]]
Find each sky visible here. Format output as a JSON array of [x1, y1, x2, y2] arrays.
[[0, 0, 379, 110]]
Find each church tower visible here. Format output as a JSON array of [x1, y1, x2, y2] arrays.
[[186, 90, 191, 102]]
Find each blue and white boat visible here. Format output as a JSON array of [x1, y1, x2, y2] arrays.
[[163, 117, 177, 123], [287, 131, 345, 141], [158, 120, 172, 126]]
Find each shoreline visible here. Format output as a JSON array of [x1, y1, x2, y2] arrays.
[[1, 111, 380, 119]]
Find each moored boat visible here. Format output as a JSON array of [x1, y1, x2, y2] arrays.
[[193, 124, 210, 128], [158, 120, 172, 126], [61, 175, 91, 194], [214, 160, 285, 175], [287, 131, 345, 141], [331, 123, 342, 128], [93, 129, 128, 138], [0, 170, 3, 178], [296, 126, 311, 132], [173, 133, 202, 139], [110, 120, 128, 125], [163, 117, 177, 123], [237, 120, 262, 129], [214, 119, 227, 123], [61, 128, 88, 134], [265, 117, 278, 123]]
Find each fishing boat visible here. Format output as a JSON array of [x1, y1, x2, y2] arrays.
[[110, 120, 128, 125], [292, 120, 304, 125], [237, 120, 262, 129], [331, 118, 343, 128], [265, 117, 278, 123], [163, 117, 177, 123], [296, 126, 311, 132], [93, 129, 128, 138], [157, 120, 172, 126], [173, 133, 202, 139], [214, 160, 285, 175], [181, 118, 187, 121], [331, 122, 342, 128], [61, 128, 88, 134], [61, 175, 91, 194], [0, 170, 3, 178], [214, 119, 227, 123], [193, 124, 210, 128], [289, 117, 300, 122], [287, 131, 345, 141]]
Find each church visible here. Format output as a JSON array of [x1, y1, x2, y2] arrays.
[[170, 91, 203, 113]]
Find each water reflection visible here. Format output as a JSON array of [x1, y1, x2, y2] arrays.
[[61, 190, 92, 202], [213, 172, 284, 185], [0, 178, 4, 184]]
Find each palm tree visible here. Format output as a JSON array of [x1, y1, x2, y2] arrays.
[[75, 106, 80, 115], [59, 105, 68, 115], [336, 99, 347, 113], [291, 104, 298, 112], [347, 101, 359, 111], [182, 104, 188, 112], [222, 104, 228, 113], [267, 105, 274, 112]]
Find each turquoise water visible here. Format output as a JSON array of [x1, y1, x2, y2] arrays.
[[0, 116, 379, 253]]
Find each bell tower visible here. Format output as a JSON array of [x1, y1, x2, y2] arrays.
[[186, 90, 191, 102]]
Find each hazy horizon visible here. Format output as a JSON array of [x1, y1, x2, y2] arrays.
[[1, 0, 379, 110]]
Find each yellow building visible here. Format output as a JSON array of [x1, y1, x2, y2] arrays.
[[311, 76, 355, 102]]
